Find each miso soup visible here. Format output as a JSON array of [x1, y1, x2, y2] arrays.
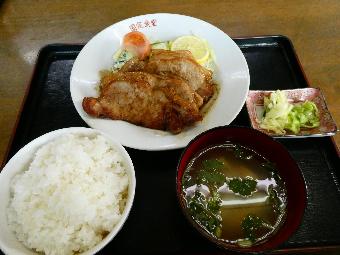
[[181, 143, 287, 247]]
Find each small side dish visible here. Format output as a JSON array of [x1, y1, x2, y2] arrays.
[[82, 32, 218, 134], [246, 88, 338, 137]]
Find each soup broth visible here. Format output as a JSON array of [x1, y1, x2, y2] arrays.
[[182, 143, 287, 247]]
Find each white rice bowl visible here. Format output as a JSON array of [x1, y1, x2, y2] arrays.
[[0, 128, 135, 255]]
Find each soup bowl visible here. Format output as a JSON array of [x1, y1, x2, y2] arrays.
[[176, 126, 306, 253]]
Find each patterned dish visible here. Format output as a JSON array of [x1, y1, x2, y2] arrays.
[[246, 88, 338, 137]]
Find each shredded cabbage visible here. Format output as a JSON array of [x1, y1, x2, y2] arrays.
[[112, 49, 133, 71], [151, 41, 170, 50], [260, 90, 293, 134], [259, 90, 319, 134]]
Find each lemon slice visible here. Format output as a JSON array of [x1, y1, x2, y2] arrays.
[[171, 35, 210, 65]]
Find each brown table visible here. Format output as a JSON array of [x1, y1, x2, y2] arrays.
[[0, 0, 339, 162], [0, 1, 339, 254], [2, 0, 339, 163]]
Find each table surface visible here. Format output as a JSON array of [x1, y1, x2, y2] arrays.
[[0, 1, 339, 254]]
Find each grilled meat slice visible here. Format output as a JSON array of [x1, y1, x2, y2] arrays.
[[145, 49, 215, 102], [82, 72, 202, 133], [119, 57, 146, 72], [120, 49, 213, 104]]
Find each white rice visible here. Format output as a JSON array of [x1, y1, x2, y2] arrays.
[[7, 133, 129, 255]]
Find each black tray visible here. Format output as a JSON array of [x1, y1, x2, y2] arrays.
[[2, 36, 340, 254]]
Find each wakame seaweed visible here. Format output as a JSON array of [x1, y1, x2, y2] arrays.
[[202, 159, 224, 170], [207, 191, 222, 214], [185, 161, 224, 237], [228, 177, 257, 196], [197, 168, 226, 188], [268, 188, 284, 214], [196, 159, 226, 188], [182, 171, 195, 189], [188, 191, 222, 238], [241, 214, 272, 242]]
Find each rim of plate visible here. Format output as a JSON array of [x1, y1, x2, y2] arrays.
[[70, 13, 250, 151]]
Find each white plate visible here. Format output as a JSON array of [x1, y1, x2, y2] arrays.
[[70, 13, 250, 150]]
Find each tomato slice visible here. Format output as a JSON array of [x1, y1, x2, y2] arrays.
[[122, 31, 151, 60]]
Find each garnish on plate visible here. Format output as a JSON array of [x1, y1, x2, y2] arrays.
[[122, 31, 151, 60], [259, 90, 320, 134], [113, 34, 216, 71]]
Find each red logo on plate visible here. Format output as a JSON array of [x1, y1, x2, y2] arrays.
[[129, 19, 157, 31]]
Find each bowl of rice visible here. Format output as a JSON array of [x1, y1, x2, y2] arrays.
[[0, 127, 136, 255]]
